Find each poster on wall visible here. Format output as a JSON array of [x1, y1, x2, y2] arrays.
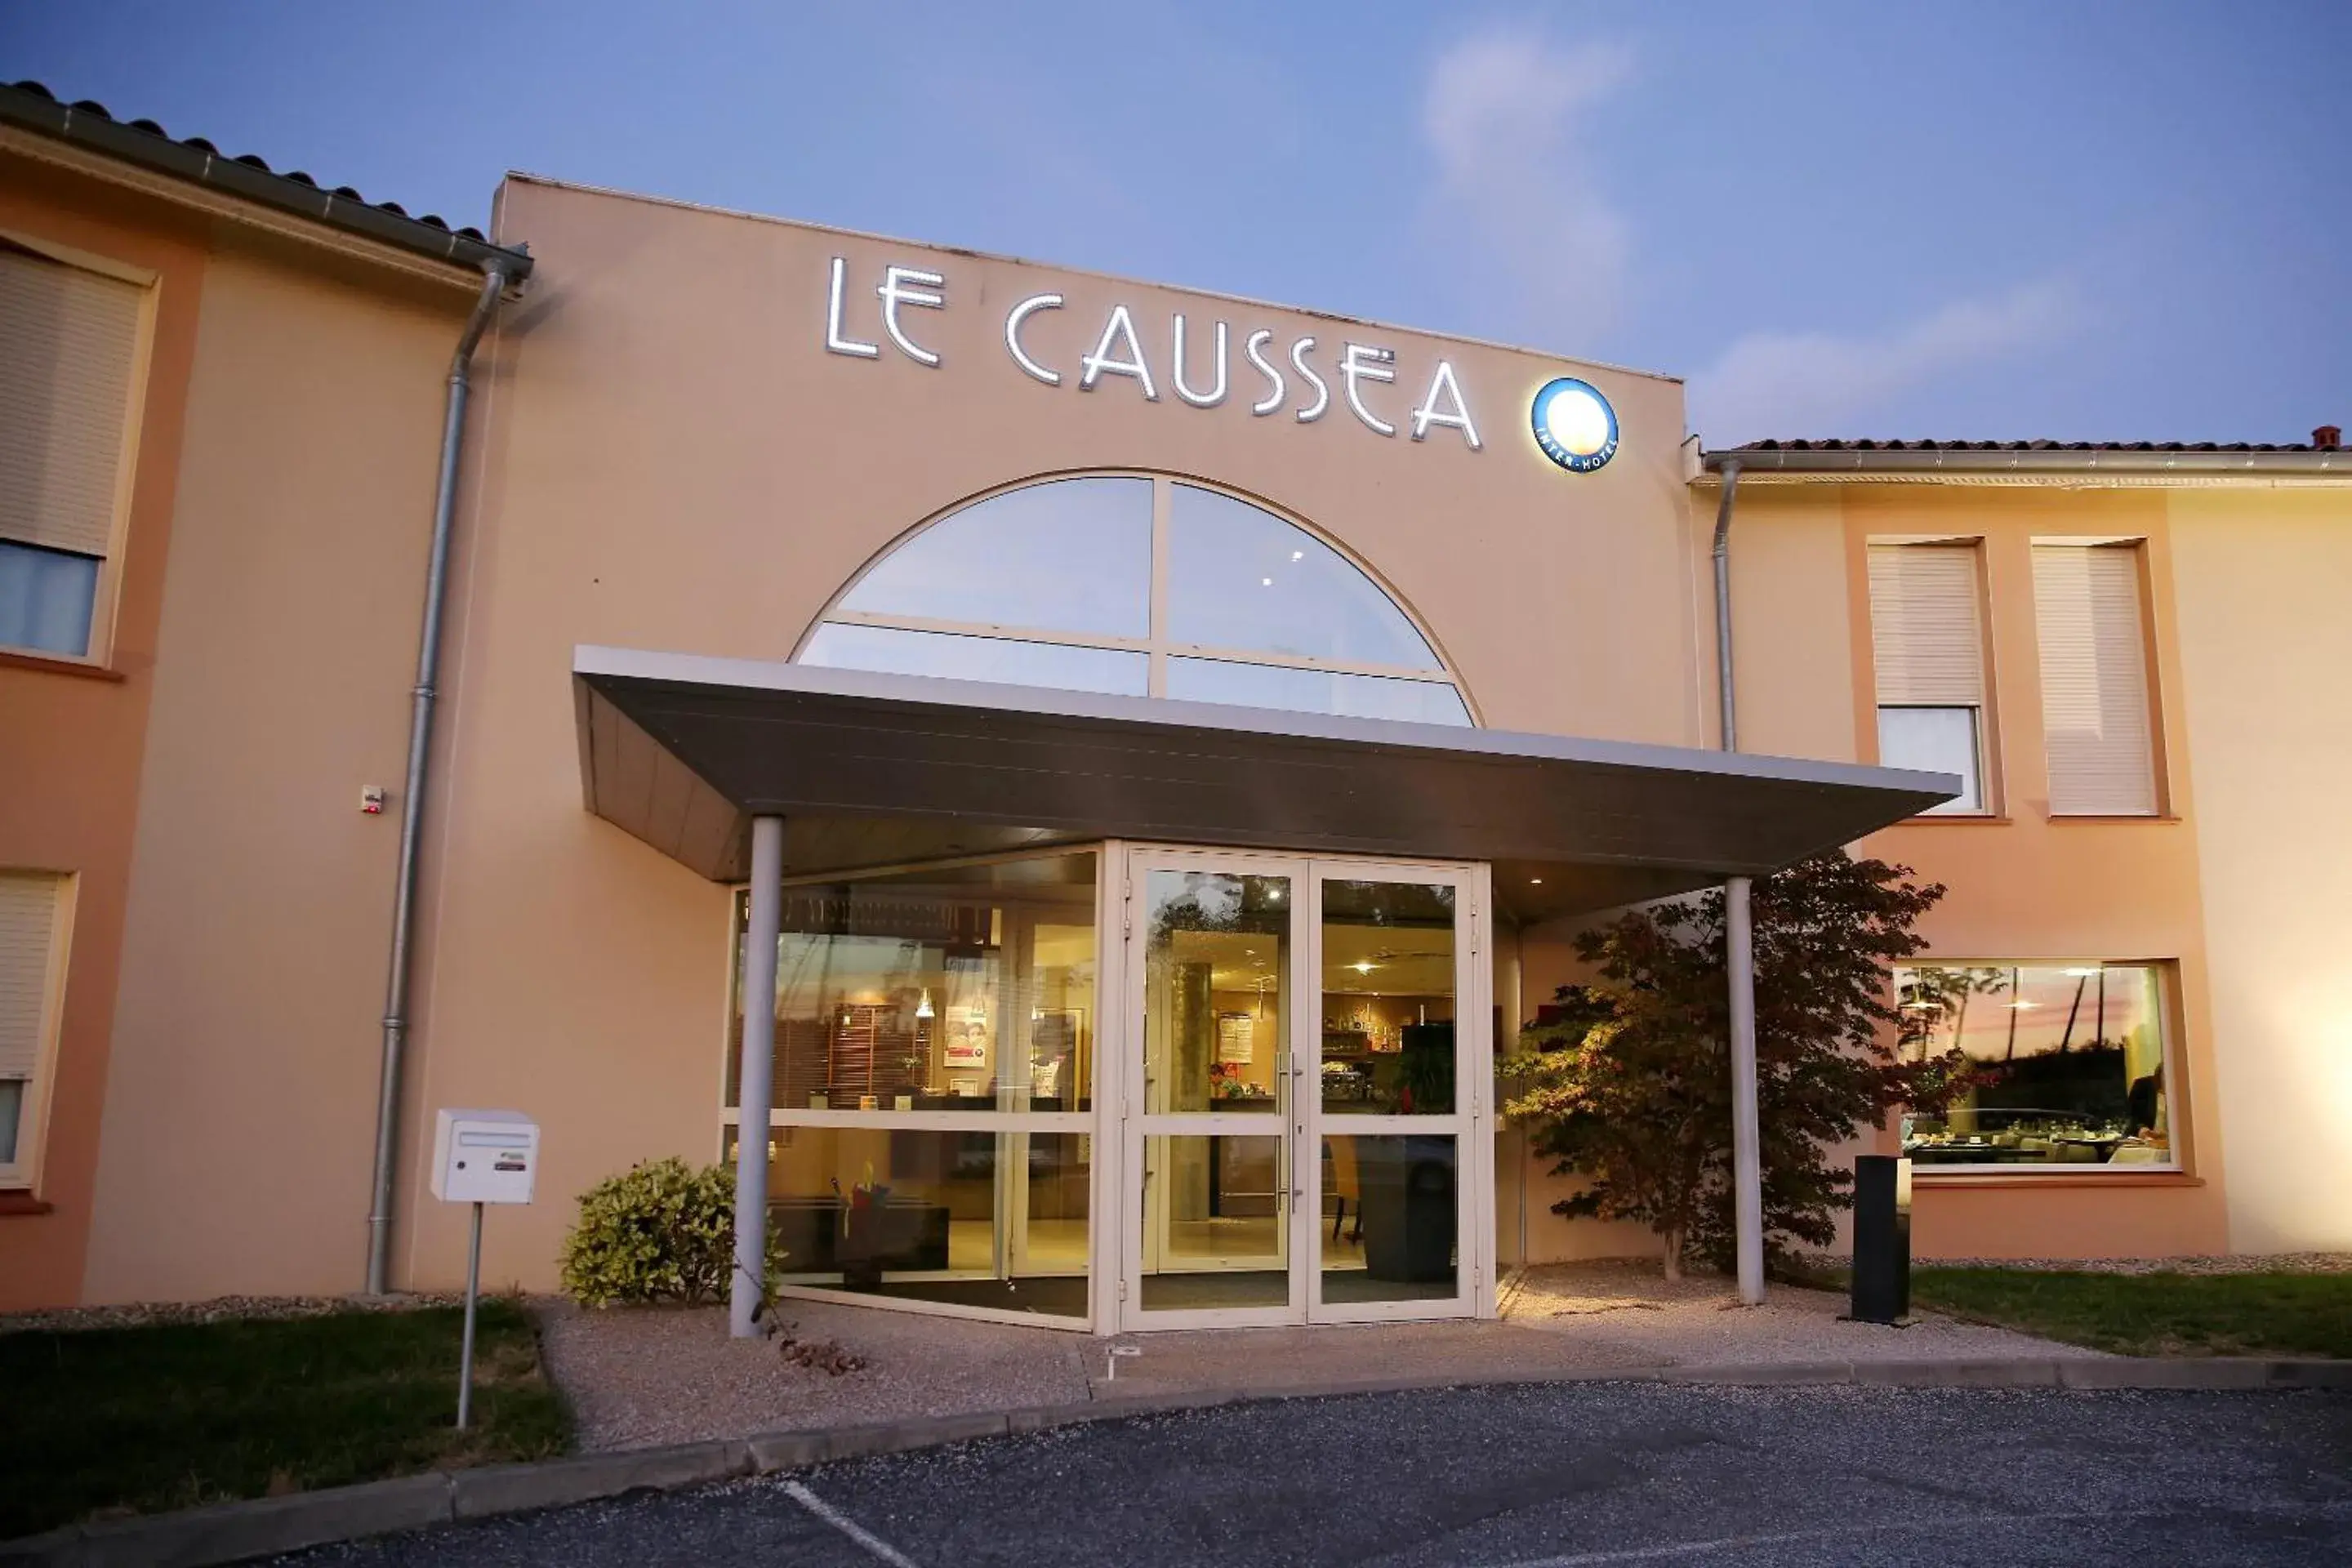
[[1217, 1013, 1254, 1065], [944, 1021, 989, 1068]]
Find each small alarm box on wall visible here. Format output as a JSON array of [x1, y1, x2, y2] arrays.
[[430, 1109, 539, 1205]]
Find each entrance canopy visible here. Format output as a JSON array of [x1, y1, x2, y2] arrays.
[[573, 645, 1954, 923]]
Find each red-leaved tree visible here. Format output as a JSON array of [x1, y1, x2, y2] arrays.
[[1503, 851, 1972, 1279]]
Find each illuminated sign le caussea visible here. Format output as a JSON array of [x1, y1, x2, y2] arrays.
[[822, 256, 1485, 451]]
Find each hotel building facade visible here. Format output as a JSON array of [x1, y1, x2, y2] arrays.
[[3, 81, 2347, 1325]]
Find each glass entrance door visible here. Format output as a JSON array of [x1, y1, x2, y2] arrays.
[[1122, 850, 1303, 1327], [1309, 863, 1477, 1321], [1116, 847, 1486, 1330]]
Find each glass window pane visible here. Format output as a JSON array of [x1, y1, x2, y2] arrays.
[[803, 621, 1147, 696], [734, 1125, 1089, 1318], [728, 851, 1098, 1114], [1167, 657, 1471, 725], [1166, 483, 1443, 669], [1321, 880, 1455, 1115], [0, 540, 99, 657], [0, 1079, 21, 1165], [1896, 964, 2170, 1167], [1140, 1134, 1289, 1310], [1142, 870, 1289, 1115], [836, 476, 1152, 638], [1322, 1134, 1457, 1302], [1878, 705, 1980, 813]]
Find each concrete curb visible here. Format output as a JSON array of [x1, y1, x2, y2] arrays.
[[6, 1356, 2345, 1566]]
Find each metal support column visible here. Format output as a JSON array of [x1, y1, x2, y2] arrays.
[[1712, 457, 1766, 1305], [730, 815, 786, 1338], [1726, 874, 1764, 1305]]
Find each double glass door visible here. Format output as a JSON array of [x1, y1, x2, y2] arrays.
[[1116, 846, 1487, 1329]]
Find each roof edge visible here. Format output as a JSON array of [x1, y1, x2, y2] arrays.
[[1699, 445, 2349, 480], [2, 82, 532, 282]]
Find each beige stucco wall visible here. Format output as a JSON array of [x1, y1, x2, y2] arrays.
[[79, 240, 473, 1302], [386, 176, 1705, 1292], [2167, 489, 2352, 1253]]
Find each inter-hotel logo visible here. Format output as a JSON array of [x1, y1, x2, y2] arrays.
[[820, 254, 1550, 457]]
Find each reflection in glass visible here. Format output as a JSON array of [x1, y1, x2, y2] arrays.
[[728, 852, 1098, 1113], [1878, 706, 1981, 813], [1142, 870, 1290, 1114], [1140, 1134, 1288, 1310], [1320, 881, 1456, 1115], [1896, 964, 2171, 1167], [1166, 483, 1444, 668], [732, 1125, 1089, 1317], [800, 622, 1149, 695], [1321, 1135, 1457, 1301], [1165, 657, 1472, 725], [835, 475, 1152, 637]]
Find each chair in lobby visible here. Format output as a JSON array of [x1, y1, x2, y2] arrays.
[[1325, 1138, 1363, 1245]]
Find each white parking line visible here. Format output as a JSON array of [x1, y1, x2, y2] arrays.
[[782, 1480, 921, 1567]]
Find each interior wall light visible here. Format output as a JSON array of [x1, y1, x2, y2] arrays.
[[915, 989, 935, 1019]]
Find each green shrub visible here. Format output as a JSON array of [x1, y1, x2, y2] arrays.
[[559, 1156, 786, 1307]]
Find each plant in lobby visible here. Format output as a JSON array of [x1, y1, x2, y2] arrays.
[[1501, 852, 1972, 1281], [559, 1156, 787, 1307]]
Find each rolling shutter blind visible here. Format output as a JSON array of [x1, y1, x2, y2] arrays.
[[1868, 544, 1984, 705], [0, 874, 63, 1085], [0, 243, 143, 558], [2034, 544, 2157, 815]]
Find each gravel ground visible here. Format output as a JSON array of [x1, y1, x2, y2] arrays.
[[537, 1297, 1092, 1451], [275, 1383, 2352, 1567], [538, 1263, 2100, 1449], [1499, 1259, 2107, 1365]]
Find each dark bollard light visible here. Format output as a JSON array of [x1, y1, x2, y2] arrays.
[[1850, 1154, 1913, 1325]]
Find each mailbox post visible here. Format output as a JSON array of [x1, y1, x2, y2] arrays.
[[430, 1109, 539, 1429]]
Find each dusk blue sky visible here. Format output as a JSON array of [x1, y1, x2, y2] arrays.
[[7, 2, 2345, 446]]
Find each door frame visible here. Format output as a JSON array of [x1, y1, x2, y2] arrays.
[[1303, 857, 1489, 1325], [1105, 843, 1494, 1332]]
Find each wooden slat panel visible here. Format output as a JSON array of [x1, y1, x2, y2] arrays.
[[1869, 544, 1985, 706], [0, 243, 142, 557], [0, 872, 61, 1081], [2035, 544, 2157, 815]]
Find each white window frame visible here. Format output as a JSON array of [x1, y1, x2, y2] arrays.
[[0, 871, 74, 1191], [1866, 537, 1994, 817], [718, 844, 1108, 1334], [796, 470, 1480, 720], [0, 227, 157, 669]]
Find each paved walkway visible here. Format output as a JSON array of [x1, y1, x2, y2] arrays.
[[540, 1262, 2100, 1451]]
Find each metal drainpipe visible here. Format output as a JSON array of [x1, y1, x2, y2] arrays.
[[365, 263, 513, 1297], [1712, 458, 1767, 1306]]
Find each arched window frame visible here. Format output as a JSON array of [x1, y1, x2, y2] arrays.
[[795, 470, 1481, 724]]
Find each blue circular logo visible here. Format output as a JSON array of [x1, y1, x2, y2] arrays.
[[1530, 377, 1619, 472]]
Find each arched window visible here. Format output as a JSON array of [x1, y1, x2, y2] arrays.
[[800, 475, 1474, 725]]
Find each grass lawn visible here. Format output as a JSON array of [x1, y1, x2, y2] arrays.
[[1909, 1268, 2352, 1359], [0, 1300, 571, 1540]]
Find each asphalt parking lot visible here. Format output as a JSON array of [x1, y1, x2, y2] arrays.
[[287, 1382, 2352, 1567]]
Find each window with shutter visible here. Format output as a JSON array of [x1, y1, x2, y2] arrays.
[[1867, 542, 1989, 813], [0, 239, 145, 660], [2034, 543, 2158, 816], [0, 872, 67, 1180]]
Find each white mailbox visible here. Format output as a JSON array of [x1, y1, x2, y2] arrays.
[[430, 1109, 540, 1205]]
